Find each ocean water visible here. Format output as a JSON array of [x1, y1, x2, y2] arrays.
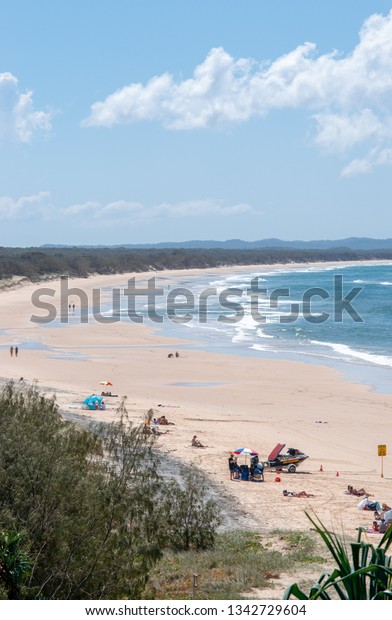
[[54, 262, 392, 393], [140, 262, 392, 394]]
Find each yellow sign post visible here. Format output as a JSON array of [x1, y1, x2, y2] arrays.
[[378, 445, 387, 478]]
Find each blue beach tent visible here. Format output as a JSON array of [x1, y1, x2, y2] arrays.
[[83, 394, 104, 410]]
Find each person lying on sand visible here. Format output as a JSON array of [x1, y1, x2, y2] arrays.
[[283, 490, 315, 498], [143, 424, 169, 436], [191, 435, 205, 448], [346, 485, 372, 497], [157, 404, 180, 408], [157, 415, 175, 425]]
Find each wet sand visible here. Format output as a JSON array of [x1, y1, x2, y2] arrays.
[[0, 264, 390, 539]]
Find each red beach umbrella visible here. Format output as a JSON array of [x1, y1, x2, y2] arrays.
[[99, 381, 113, 386]]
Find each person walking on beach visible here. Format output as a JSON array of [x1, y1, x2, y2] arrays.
[[15, 346, 19, 358], [10, 346, 14, 357]]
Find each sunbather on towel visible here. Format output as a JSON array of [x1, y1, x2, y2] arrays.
[[283, 490, 314, 498], [346, 485, 372, 497], [157, 415, 175, 425]]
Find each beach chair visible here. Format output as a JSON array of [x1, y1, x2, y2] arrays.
[[251, 465, 264, 482]]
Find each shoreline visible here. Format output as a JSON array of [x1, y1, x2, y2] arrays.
[[0, 260, 391, 539], [1, 257, 389, 399]]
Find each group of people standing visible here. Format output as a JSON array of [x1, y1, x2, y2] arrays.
[[9, 346, 19, 357]]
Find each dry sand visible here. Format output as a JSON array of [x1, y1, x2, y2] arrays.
[[0, 264, 391, 541]]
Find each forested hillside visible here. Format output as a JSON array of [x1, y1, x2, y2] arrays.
[[1, 246, 391, 282]]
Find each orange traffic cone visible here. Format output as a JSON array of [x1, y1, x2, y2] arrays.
[[320, 465, 324, 472], [336, 471, 339, 477]]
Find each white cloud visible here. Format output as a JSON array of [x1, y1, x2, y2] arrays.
[[101, 200, 144, 215], [70, 198, 252, 221], [341, 147, 392, 177], [0, 191, 51, 219], [85, 75, 174, 128], [82, 10, 392, 174], [152, 200, 251, 217], [63, 201, 101, 216], [0, 72, 51, 143], [313, 110, 383, 152], [1, 195, 252, 223]]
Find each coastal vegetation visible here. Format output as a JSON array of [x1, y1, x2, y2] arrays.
[[284, 513, 392, 600], [145, 529, 323, 600], [1, 246, 392, 283], [149, 517, 392, 600], [0, 382, 325, 600], [0, 383, 219, 599], [1, 383, 390, 600]]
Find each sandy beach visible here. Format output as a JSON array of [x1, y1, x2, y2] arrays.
[[0, 263, 391, 541]]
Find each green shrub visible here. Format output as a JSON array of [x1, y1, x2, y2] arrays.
[[0, 384, 162, 599], [284, 513, 392, 600], [158, 468, 221, 551], [0, 531, 31, 599], [0, 384, 222, 599]]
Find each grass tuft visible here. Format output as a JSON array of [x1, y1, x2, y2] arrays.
[[144, 529, 325, 600]]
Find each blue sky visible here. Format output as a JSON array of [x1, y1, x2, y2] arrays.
[[1, 0, 392, 246]]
